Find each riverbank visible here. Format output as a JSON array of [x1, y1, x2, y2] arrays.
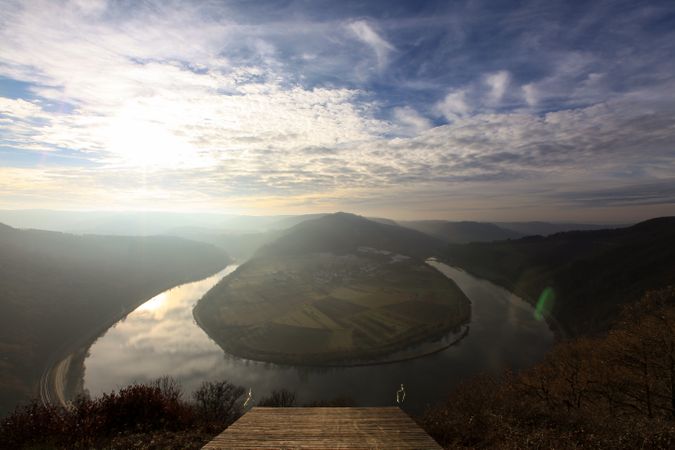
[[37, 265, 234, 411], [434, 258, 569, 340], [194, 253, 472, 366], [82, 260, 553, 415]]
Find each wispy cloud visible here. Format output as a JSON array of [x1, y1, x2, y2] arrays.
[[484, 71, 510, 105], [436, 90, 471, 121], [347, 20, 395, 70], [0, 1, 390, 171], [0, 0, 673, 221], [392, 106, 432, 135]]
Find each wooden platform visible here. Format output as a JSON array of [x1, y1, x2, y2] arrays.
[[203, 407, 441, 449]]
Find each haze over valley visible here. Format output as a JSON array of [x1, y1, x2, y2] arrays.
[[1, 0, 675, 448]]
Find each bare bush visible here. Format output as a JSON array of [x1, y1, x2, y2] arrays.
[[258, 389, 296, 407]]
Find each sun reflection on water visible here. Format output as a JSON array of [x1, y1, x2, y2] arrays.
[[84, 263, 554, 414], [135, 292, 176, 320]]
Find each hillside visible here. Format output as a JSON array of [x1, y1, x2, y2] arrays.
[[168, 214, 407, 261], [399, 220, 523, 243], [257, 212, 445, 259], [168, 227, 282, 261], [0, 225, 230, 415], [0, 210, 239, 235], [443, 217, 675, 336], [195, 213, 469, 364]]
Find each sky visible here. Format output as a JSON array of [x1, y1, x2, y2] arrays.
[[0, 0, 674, 222]]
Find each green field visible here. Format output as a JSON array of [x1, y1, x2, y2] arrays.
[[195, 251, 471, 364]]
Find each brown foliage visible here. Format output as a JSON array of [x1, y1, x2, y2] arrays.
[[420, 286, 675, 448], [0, 378, 245, 449]]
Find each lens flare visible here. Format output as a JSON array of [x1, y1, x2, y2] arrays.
[[535, 287, 555, 321]]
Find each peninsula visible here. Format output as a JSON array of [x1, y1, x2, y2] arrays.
[[194, 213, 471, 365]]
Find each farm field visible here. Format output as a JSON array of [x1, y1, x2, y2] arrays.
[[195, 250, 471, 364]]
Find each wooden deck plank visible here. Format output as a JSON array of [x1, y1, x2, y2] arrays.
[[203, 407, 441, 449]]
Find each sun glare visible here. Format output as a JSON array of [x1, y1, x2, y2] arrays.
[[104, 109, 206, 169], [137, 292, 168, 313]]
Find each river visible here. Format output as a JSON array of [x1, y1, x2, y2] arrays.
[[82, 261, 553, 414]]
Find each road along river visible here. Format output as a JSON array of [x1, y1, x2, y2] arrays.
[[56, 261, 554, 414]]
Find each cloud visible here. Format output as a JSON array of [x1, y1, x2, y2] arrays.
[[0, 1, 391, 171], [435, 70, 511, 120], [392, 106, 432, 135], [2, 91, 674, 218], [0, 97, 48, 120], [347, 20, 395, 70], [0, 0, 674, 221], [522, 83, 538, 106], [554, 181, 675, 207], [436, 90, 471, 121], [484, 71, 510, 104]]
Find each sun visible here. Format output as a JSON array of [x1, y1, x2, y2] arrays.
[[106, 117, 191, 168], [103, 103, 209, 170]]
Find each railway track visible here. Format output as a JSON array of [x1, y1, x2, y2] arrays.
[[39, 355, 70, 408]]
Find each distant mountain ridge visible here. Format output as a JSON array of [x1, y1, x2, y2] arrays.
[[399, 220, 523, 243], [495, 221, 623, 236], [442, 217, 675, 336]]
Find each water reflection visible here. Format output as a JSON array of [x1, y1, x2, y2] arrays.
[[84, 262, 554, 414]]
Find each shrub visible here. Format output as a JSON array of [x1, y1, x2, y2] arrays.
[[93, 383, 193, 434], [0, 401, 68, 449], [258, 389, 296, 407], [0, 377, 244, 449], [419, 287, 675, 449], [192, 380, 245, 429]]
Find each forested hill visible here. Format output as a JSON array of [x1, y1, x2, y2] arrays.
[[256, 212, 445, 259], [399, 220, 523, 243], [0, 224, 231, 416], [443, 217, 675, 336]]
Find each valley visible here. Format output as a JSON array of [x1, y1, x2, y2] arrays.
[[0, 224, 230, 416]]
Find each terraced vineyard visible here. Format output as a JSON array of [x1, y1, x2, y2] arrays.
[[194, 250, 470, 364]]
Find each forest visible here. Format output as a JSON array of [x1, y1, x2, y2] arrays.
[[443, 217, 675, 336]]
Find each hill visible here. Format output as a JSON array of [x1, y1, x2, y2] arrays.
[[0, 224, 230, 415], [495, 221, 623, 236], [442, 217, 675, 336], [168, 214, 404, 261], [195, 213, 469, 364], [257, 212, 445, 259], [399, 220, 523, 243]]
